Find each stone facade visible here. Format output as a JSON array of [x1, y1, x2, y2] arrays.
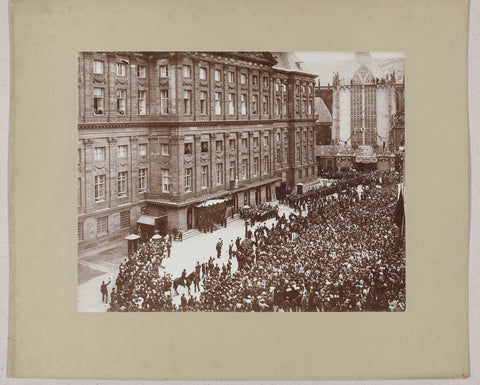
[[78, 52, 317, 249], [317, 52, 404, 173]]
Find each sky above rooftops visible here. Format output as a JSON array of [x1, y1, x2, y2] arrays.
[[295, 52, 405, 61]]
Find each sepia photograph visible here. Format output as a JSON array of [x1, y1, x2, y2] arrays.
[[77, 51, 406, 313]]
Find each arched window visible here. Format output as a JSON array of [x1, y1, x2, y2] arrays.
[[350, 67, 377, 146]]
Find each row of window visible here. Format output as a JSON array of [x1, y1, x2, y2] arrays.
[[184, 155, 272, 193], [94, 60, 314, 94], [85, 158, 281, 202], [84, 131, 313, 162], [86, 143, 147, 162], [93, 87, 313, 117], [78, 210, 131, 240], [87, 169, 148, 203], [93, 60, 147, 79], [93, 88, 148, 116]]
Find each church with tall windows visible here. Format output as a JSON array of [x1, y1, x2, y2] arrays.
[[316, 52, 405, 172]]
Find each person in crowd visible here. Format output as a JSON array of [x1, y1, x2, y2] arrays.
[[100, 277, 111, 304], [108, 170, 405, 313]]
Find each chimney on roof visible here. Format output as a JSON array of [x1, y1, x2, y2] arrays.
[[295, 61, 303, 71]]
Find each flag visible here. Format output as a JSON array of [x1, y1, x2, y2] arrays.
[[394, 189, 405, 234]]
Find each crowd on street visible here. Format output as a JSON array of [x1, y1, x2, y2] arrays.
[[107, 171, 406, 312]]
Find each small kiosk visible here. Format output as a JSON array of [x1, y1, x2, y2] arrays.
[[125, 233, 141, 257]]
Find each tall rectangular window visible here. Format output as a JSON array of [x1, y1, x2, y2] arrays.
[[303, 145, 307, 161], [161, 143, 169, 156], [139, 143, 147, 156], [77, 178, 81, 207], [138, 90, 146, 115], [282, 83, 287, 92], [183, 90, 192, 115], [229, 160, 236, 181], [296, 146, 300, 162], [200, 91, 207, 115], [117, 89, 126, 114], [252, 95, 258, 114], [162, 169, 170, 192], [116, 63, 126, 76], [240, 94, 247, 115], [229, 139, 236, 150], [183, 65, 191, 78], [253, 157, 259, 176], [284, 146, 288, 163], [160, 90, 169, 114], [159, 65, 168, 77], [184, 168, 192, 192], [118, 145, 127, 158], [93, 60, 104, 74], [118, 171, 127, 197], [214, 69, 221, 81], [252, 75, 258, 85], [97, 217, 108, 236], [199, 67, 207, 80], [276, 148, 281, 164], [282, 98, 287, 115], [201, 141, 208, 153], [241, 159, 248, 180], [240, 73, 247, 84], [184, 143, 192, 155], [214, 92, 222, 115], [120, 211, 130, 229], [228, 93, 235, 115], [308, 101, 313, 115], [263, 76, 268, 87], [137, 65, 146, 78], [78, 222, 84, 240], [262, 95, 268, 114], [93, 88, 104, 115], [242, 138, 247, 149], [216, 140, 223, 152], [263, 136, 268, 147], [253, 137, 259, 148], [228, 71, 235, 83], [94, 147, 106, 161], [94, 175, 105, 202], [275, 98, 280, 114], [201, 165, 208, 188], [263, 155, 269, 174], [139, 168, 147, 192], [216, 163, 223, 185]]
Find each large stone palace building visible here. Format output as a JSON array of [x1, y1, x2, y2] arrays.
[[316, 52, 405, 173], [78, 51, 317, 249]]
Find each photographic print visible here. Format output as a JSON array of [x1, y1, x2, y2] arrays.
[[77, 51, 406, 313]]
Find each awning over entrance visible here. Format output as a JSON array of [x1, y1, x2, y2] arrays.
[[196, 198, 230, 208], [137, 215, 159, 226]]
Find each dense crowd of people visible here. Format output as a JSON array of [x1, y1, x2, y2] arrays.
[[108, 171, 406, 312], [240, 203, 279, 226]]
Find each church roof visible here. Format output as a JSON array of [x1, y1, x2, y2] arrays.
[[315, 97, 332, 123]]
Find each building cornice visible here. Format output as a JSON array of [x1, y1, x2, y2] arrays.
[[78, 118, 317, 130]]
